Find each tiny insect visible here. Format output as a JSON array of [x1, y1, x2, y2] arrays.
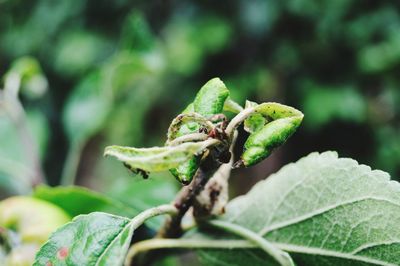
[[123, 163, 149, 179]]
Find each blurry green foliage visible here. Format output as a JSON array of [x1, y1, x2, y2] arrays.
[[0, 0, 399, 223], [300, 82, 367, 130], [0, 2, 399, 265]]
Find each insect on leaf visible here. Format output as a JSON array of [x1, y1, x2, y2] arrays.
[[104, 140, 216, 173]]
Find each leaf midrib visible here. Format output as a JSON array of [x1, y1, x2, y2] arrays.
[[258, 195, 400, 236], [276, 242, 397, 266], [198, 240, 397, 266], [94, 219, 131, 266]]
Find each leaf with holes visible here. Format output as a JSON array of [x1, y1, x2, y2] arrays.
[[196, 151, 400, 266]]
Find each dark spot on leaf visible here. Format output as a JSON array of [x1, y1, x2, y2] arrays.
[[57, 247, 69, 260]]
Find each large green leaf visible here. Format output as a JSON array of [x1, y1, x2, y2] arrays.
[[33, 186, 136, 218], [196, 151, 400, 266], [34, 205, 176, 266], [108, 175, 178, 230], [33, 212, 133, 266]]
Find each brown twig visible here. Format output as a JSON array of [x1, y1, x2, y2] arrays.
[[158, 155, 221, 238]]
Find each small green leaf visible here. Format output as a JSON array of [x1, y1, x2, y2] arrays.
[[7, 56, 48, 98], [196, 151, 400, 265], [33, 186, 136, 218], [63, 71, 111, 144], [253, 102, 304, 119], [167, 113, 212, 143], [193, 77, 229, 117], [33, 212, 133, 266], [243, 100, 265, 133], [104, 140, 216, 173], [169, 157, 201, 184], [241, 102, 304, 167], [168, 77, 229, 183]]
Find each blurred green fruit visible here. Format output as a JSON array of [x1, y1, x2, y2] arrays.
[[0, 196, 71, 266], [5, 243, 40, 266], [0, 196, 71, 244]]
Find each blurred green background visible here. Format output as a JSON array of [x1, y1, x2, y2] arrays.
[[1, 0, 400, 202]]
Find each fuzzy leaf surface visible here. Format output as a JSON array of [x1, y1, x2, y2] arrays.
[[197, 152, 400, 266], [104, 141, 214, 173]]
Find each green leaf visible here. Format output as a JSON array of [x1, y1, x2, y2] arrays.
[[168, 77, 229, 183], [62, 71, 111, 144], [197, 151, 400, 265], [104, 140, 216, 173], [240, 102, 304, 167], [193, 77, 229, 117], [0, 109, 49, 194], [301, 83, 366, 130], [166, 113, 211, 143], [243, 100, 265, 133], [53, 30, 112, 78], [108, 175, 178, 230], [34, 205, 176, 266], [33, 212, 133, 266], [7, 56, 48, 99], [33, 186, 136, 218]]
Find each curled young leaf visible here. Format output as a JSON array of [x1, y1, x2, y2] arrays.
[[104, 139, 218, 174], [241, 102, 304, 167], [5, 57, 48, 99], [169, 157, 202, 185], [166, 113, 213, 144], [168, 77, 230, 184], [243, 100, 266, 133]]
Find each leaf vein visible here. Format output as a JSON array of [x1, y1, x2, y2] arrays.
[[260, 196, 400, 235]]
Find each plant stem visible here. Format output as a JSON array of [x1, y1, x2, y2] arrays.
[[1, 73, 46, 187], [224, 98, 244, 114], [125, 238, 256, 265], [166, 133, 209, 146], [206, 220, 294, 266], [124, 205, 178, 266], [157, 166, 214, 238], [60, 141, 84, 186], [131, 204, 178, 229], [225, 106, 256, 138], [159, 130, 238, 238]]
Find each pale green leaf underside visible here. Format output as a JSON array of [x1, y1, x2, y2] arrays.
[[104, 140, 215, 172], [34, 212, 133, 266], [198, 151, 400, 266]]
